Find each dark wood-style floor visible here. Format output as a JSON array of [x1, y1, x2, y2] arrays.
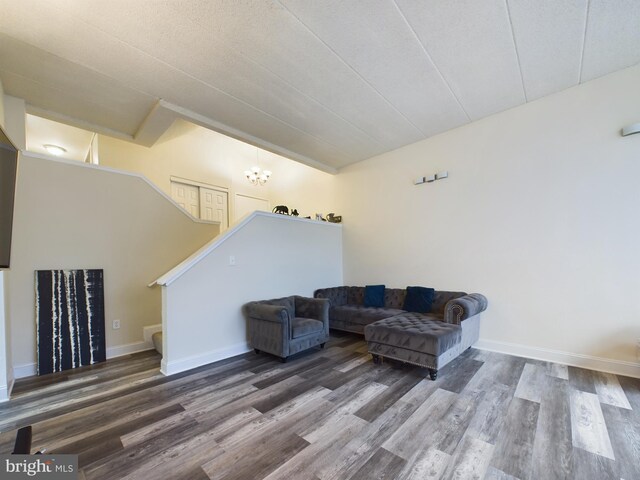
[[1, 332, 639, 480]]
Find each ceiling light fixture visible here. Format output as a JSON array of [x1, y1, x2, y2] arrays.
[[43, 144, 67, 156], [244, 150, 271, 186]]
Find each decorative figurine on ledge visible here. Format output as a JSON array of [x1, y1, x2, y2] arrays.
[[326, 213, 342, 223], [272, 205, 289, 215], [272, 205, 300, 216]]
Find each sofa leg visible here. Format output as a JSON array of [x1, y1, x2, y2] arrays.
[[320, 343, 325, 349], [371, 354, 381, 365], [280, 356, 288, 363], [254, 348, 260, 355], [428, 368, 438, 381]]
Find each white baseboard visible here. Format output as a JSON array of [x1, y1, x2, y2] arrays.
[[12, 341, 155, 379], [0, 378, 14, 403], [161, 342, 251, 376], [475, 338, 640, 379], [13, 363, 36, 379], [106, 340, 154, 359]]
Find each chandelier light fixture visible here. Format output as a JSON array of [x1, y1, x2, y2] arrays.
[[244, 150, 272, 186]]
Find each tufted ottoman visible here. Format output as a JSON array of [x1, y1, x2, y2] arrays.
[[364, 313, 463, 380]]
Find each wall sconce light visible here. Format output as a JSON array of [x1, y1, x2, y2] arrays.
[[622, 123, 640, 137], [414, 171, 448, 185]]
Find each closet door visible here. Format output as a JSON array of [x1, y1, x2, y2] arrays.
[[200, 187, 229, 231], [170, 181, 200, 218]]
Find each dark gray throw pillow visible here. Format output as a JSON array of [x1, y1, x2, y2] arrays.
[[364, 285, 385, 308], [403, 286, 435, 313]]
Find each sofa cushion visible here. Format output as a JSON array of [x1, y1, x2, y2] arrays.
[[384, 288, 406, 309], [291, 318, 324, 338], [364, 313, 461, 356], [314, 287, 348, 307], [364, 285, 385, 308], [331, 305, 406, 326], [347, 287, 365, 305], [403, 286, 435, 313]]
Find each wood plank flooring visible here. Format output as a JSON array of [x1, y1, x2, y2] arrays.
[[1, 332, 639, 480]]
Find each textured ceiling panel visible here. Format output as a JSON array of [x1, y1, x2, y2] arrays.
[[0, 34, 155, 135], [581, 0, 640, 82], [279, 0, 469, 137], [508, 0, 588, 101], [0, 0, 638, 171], [49, 0, 382, 160], [172, 0, 424, 149], [0, 0, 357, 167], [395, 0, 526, 120]]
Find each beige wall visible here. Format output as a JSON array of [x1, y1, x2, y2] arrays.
[[8, 153, 218, 373], [337, 65, 640, 374], [99, 120, 339, 222], [160, 213, 343, 375]]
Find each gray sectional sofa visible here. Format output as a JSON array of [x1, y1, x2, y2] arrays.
[[314, 286, 487, 379]]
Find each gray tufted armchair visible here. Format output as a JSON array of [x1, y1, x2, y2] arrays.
[[244, 295, 329, 362]]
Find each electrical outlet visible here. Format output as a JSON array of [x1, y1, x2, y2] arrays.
[[113, 319, 121, 330], [229, 255, 236, 266]]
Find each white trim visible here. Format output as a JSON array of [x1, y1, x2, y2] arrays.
[[13, 363, 36, 379], [20, 151, 220, 226], [161, 341, 251, 376], [12, 341, 156, 380], [235, 192, 268, 202], [0, 378, 13, 402], [475, 338, 640, 379], [106, 340, 153, 359], [151, 211, 342, 287], [170, 175, 228, 192]]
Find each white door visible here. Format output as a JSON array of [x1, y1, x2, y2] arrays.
[[170, 181, 200, 218], [200, 187, 229, 231], [234, 194, 269, 223]]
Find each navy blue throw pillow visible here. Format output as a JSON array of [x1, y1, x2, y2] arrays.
[[364, 285, 385, 308], [403, 286, 435, 313]]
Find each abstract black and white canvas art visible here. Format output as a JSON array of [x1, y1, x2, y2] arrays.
[[36, 269, 106, 375]]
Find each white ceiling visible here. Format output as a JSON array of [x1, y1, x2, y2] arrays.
[[0, 0, 638, 172]]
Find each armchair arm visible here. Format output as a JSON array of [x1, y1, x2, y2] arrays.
[[444, 293, 488, 325], [244, 303, 290, 324]]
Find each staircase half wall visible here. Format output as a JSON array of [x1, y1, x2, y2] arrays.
[[153, 212, 343, 376], [8, 153, 219, 376]]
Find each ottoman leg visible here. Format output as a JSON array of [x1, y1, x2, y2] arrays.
[[428, 368, 438, 381], [254, 348, 260, 355], [371, 354, 381, 365]]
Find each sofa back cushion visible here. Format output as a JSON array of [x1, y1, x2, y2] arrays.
[[347, 286, 365, 305], [314, 287, 348, 306], [384, 288, 406, 309]]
